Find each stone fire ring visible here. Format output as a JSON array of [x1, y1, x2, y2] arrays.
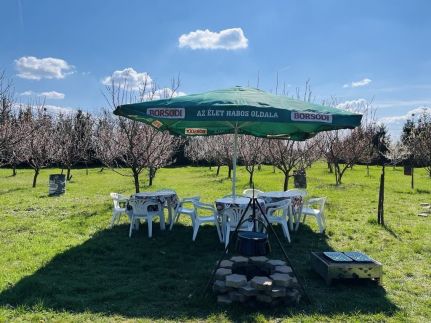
[[213, 256, 302, 306]]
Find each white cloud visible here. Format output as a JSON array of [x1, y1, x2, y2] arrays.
[[44, 105, 77, 115], [178, 28, 248, 50], [343, 78, 372, 88], [379, 107, 431, 125], [12, 103, 78, 116], [15, 56, 74, 80], [20, 90, 65, 99], [144, 88, 186, 101], [336, 98, 368, 110], [375, 99, 431, 109], [40, 91, 65, 99], [20, 90, 34, 96], [102, 67, 152, 90]]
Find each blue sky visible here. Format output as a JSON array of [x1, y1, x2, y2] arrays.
[[1, 0, 431, 138]]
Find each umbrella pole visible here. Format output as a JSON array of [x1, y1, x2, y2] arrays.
[[232, 124, 238, 197]]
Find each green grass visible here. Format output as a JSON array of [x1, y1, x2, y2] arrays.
[[0, 164, 430, 322]]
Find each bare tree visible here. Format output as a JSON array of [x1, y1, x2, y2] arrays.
[[184, 137, 208, 166], [415, 112, 431, 176], [19, 105, 56, 187], [318, 127, 369, 185], [215, 135, 235, 178], [266, 139, 316, 190], [96, 74, 180, 192], [318, 99, 375, 185], [402, 111, 431, 177], [238, 135, 265, 187], [384, 141, 409, 169], [54, 110, 93, 180], [0, 71, 16, 162]]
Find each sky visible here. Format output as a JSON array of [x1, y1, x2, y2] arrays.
[[1, 0, 431, 139]]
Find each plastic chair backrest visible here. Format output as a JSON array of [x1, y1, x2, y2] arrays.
[[129, 198, 160, 216], [284, 189, 307, 198], [307, 197, 327, 212], [111, 192, 127, 209], [223, 206, 248, 226], [243, 189, 264, 198], [223, 194, 247, 198], [193, 201, 216, 218], [266, 199, 291, 217], [180, 196, 200, 205]]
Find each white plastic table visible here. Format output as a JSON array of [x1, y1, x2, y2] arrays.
[[258, 191, 304, 231], [129, 190, 178, 228], [215, 196, 265, 241]]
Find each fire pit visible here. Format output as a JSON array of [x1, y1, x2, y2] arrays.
[[213, 256, 302, 306]]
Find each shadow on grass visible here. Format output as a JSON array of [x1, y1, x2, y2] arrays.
[[394, 188, 431, 195], [0, 187, 25, 196], [416, 188, 431, 194], [0, 223, 398, 320], [383, 224, 402, 240]]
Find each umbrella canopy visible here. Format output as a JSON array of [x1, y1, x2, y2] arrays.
[[114, 86, 362, 195], [113, 86, 362, 141]]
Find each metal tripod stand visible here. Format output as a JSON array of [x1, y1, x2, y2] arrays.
[[204, 189, 310, 304]]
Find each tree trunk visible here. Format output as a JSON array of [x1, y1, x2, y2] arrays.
[[283, 172, 289, 191], [228, 166, 232, 179], [334, 163, 341, 185], [32, 168, 40, 188], [258, 164, 262, 171], [366, 164, 370, 177], [411, 167, 414, 189], [133, 171, 140, 193], [273, 166, 276, 173], [249, 170, 254, 187], [12, 165, 17, 176], [216, 165, 221, 176], [327, 162, 333, 173], [148, 167, 156, 186], [61, 168, 64, 175], [85, 162, 89, 175], [66, 168, 72, 181]]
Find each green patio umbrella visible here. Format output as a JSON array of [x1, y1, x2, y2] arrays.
[[114, 86, 362, 195]]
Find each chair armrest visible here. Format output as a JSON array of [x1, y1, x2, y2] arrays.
[[304, 197, 325, 207], [266, 200, 290, 212], [193, 201, 215, 211], [181, 196, 200, 204], [117, 196, 129, 203]]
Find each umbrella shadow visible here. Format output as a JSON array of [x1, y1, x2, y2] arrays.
[[0, 223, 398, 320]]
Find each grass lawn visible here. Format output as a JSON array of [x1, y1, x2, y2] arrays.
[[0, 163, 430, 322]]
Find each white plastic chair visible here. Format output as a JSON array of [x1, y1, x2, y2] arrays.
[[222, 206, 254, 248], [109, 193, 129, 227], [284, 189, 307, 230], [169, 196, 200, 230], [222, 194, 247, 198], [301, 197, 327, 233], [156, 189, 176, 225], [264, 199, 292, 242], [243, 189, 264, 198], [284, 189, 307, 198], [191, 201, 222, 242], [128, 198, 165, 238]]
